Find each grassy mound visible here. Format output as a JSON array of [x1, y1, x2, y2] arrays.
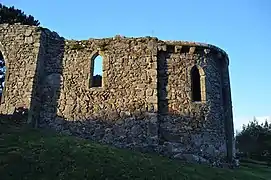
[[0, 119, 270, 180]]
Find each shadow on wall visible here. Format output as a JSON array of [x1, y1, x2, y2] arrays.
[[32, 46, 228, 164], [40, 111, 227, 165], [0, 34, 231, 165], [157, 50, 169, 144], [30, 30, 65, 128]]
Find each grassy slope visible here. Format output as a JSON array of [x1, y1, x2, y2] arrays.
[[0, 119, 270, 180]]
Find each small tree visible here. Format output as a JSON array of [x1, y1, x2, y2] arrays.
[[0, 3, 40, 26], [236, 118, 271, 163]]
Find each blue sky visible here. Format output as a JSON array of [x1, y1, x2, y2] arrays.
[[2, 0, 271, 131]]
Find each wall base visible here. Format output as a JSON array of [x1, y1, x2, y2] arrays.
[[39, 113, 234, 167]]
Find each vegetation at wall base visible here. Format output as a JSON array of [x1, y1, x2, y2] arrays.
[[0, 117, 270, 180]]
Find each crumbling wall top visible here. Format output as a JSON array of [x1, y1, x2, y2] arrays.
[[0, 24, 229, 64]]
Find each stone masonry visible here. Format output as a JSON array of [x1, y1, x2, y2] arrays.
[[0, 24, 235, 165]]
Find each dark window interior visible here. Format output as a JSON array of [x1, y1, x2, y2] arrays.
[[191, 66, 201, 101], [92, 74, 102, 87]]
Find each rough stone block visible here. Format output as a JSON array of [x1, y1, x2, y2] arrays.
[[0, 23, 235, 166]]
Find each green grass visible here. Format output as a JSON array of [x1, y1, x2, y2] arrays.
[[0, 119, 270, 180], [241, 158, 270, 166]]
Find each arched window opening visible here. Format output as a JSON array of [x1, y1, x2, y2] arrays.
[[191, 66, 202, 102], [91, 55, 103, 88], [0, 51, 6, 102]]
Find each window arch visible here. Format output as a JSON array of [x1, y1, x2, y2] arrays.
[[191, 65, 205, 102], [0, 51, 6, 102], [90, 53, 103, 88]]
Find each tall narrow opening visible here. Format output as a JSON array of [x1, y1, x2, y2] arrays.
[[191, 66, 201, 101], [91, 54, 103, 88], [0, 51, 6, 102]]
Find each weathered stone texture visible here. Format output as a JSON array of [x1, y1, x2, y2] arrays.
[[0, 24, 235, 165], [57, 37, 158, 121], [155, 42, 230, 163], [0, 24, 41, 114]]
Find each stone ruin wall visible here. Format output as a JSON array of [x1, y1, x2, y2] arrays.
[[157, 43, 232, 160], [0, 24, 42, 115], [0, 24, 235, 164]]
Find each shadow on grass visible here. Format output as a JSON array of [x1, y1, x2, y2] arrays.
[[0, 120, 270, 180]]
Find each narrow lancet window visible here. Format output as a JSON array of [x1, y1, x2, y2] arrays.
[[91, 55, 103, 87], [191, 66, 202, 101]]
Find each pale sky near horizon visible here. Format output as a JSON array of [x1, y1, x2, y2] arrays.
[[2, 0, 271, 131]]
